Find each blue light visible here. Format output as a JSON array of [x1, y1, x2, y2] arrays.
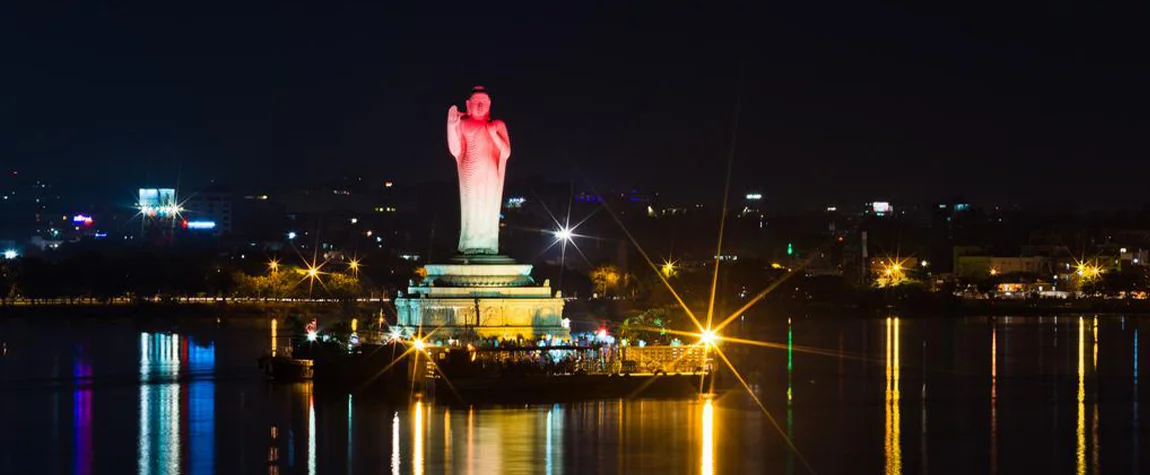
[[186, 221, 216, 230], [2, 250, 16, 259]]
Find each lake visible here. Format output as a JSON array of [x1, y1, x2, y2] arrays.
[[0, 314, 1144, 474]]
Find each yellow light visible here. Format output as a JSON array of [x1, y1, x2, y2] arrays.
[[349, 259, 360, 270], [307, 266, 319, 278], [700, 330, 718, 347], [892, 263, 902, 272], [660, 259, 677, 278], [702, 396, 714, 475], [990, 268, 999, 276], [413, 339, 426, 351], [268, 259, 280, 272], [351, 318, 358, 333]]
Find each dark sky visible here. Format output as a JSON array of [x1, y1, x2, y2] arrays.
[[2, 1, 1147, 209]]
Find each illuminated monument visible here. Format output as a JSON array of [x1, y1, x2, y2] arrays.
[[395, 87, 568, 340]]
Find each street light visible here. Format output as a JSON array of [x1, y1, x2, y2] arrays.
[[700, 330, 718, 347], [553, 227, 573, 242]]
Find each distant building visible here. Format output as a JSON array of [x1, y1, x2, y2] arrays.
[[184, 186, 233, 236], [955, 255, 1048, 279], [136, 187, 181, 241]]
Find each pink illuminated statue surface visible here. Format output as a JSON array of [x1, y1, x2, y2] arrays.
[[447, 86, 511, 255]]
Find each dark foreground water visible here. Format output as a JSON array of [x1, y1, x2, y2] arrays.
[[0, 314, 1146, 474]]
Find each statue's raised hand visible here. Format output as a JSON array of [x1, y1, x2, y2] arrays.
[[447, 105, 462, 126]]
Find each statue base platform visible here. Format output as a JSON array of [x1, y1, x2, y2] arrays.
[[394, 257, 569, 341]]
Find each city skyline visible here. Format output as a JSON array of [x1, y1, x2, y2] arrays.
[[2, 2, 1146, 208]]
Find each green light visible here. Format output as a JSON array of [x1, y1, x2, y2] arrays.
[[786, 243, 794, 256]]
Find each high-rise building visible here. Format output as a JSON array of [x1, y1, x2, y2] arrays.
[[136, 187, 182, 241], [184, 185, 233, 236]]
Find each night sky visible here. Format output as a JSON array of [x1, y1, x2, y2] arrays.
[[2, 2, 1147, 209]]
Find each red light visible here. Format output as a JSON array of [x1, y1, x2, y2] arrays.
[[181, 220, 188, 228]]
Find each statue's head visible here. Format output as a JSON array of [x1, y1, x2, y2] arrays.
[[466, 86, 492, 119]]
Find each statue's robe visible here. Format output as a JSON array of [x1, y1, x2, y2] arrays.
[[452, 118, 508, 254]]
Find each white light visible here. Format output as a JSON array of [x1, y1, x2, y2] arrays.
[[745, 193, 762, 200], [2, 250, 16, 259], [350, 218, 358, 224], [553, 227, 573, 242], [306, 330, 318, 342], [287, 232, 297, 240], [700, 330, 718, 346], [186, 221, 216, 230]]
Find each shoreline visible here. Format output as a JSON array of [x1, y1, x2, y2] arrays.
[[0, 301, 386, 320], [3, 298, 1150, 321]]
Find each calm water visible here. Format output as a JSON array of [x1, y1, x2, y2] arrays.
[[0, 314, 1145, 474]]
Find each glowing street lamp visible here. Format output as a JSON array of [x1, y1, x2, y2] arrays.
[[2, 250, 16, 260], [700, 330, 718, 347], [553, 227, 573, 242], [307, 266, 320, 278], [348, 258, 361, 275], [660, 259, 678, 278], [268, 259, 280, 273]]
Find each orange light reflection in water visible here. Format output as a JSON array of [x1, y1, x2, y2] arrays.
[[991, 324, 997, 475], [885, 317, 902, 475], [702, 397, 714, 475], [413, 400, 424, 475], [1077, 317, 1085, 475]]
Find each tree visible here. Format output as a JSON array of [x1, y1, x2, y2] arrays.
[[1085, 268, 1148, 297], [324, 272, 363, 302], [590, 265, 621, 297]]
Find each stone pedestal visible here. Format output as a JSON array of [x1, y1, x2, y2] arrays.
[[394, 258, 569, 340]]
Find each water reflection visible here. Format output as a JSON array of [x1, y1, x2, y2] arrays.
[[1077, 317, 1086, 475], [137, 332, 215, 475], [991, 323, 997, 475], [391, 411, 401, 475], [786, 317, 794, 475], [885, 317, 901, 475], [308, 389, 316, 475], [413, 400, 424, 475], [701, 397, 714, 475], [73, 348, 93, 475], [9, 316, 1150, 474], [1091, 317, 1100, 475]]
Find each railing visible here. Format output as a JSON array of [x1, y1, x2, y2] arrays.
[[422, 344, 712, 378], [620, 346, 712, 374]]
